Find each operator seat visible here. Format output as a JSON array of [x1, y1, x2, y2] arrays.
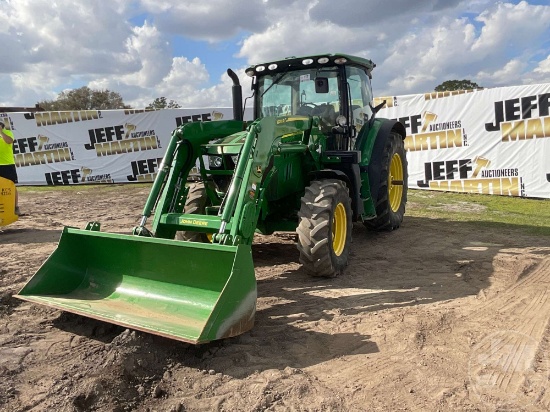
[[296, 103, 337, 134], [318, 103, 337, 134]]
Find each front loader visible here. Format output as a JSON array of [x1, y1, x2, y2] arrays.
[[16, 53, 407, 344]]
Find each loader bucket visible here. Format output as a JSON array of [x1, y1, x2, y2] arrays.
[[16, 227, 257, 344]]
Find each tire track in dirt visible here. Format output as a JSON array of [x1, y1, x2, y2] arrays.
[[310, 251, 550, 410], [415, 254, 550, 410], [466, 255, 550, 407], [468, 248, 549, 313]]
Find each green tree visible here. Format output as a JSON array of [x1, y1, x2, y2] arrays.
[[146, 96, 181, 109], [434, 80, 481, 92], [38, 86, 131, 110]]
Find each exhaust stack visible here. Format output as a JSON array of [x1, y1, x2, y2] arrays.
[[227, 69, 243, 121]]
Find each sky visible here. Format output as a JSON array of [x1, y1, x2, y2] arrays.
[[1, 0, 549, 109]]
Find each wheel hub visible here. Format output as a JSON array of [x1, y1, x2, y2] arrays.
[[388, 153, 404, 212], [332, 203, 347, 256]]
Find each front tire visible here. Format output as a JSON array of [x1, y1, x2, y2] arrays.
[[297, 179, 352, 277], [364, 131, 407, 231]]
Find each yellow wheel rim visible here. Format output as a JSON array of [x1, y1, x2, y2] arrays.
[[332, 202, 347, 256], [388, 152, 404, 212]]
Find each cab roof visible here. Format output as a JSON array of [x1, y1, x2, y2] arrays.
[[245, 53, 375, 78]]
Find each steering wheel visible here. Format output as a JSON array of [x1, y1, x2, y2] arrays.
[[302, 102, 319, 108], [297, 102, 320, 116]]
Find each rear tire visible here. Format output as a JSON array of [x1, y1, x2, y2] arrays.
[[175, 183, 211, 243], [364, 131, 407, 231], [297, 179, 352, 277]]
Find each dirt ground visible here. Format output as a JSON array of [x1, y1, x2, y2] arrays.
[[1, 185, 550, 412]]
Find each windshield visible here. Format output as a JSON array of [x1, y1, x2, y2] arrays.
[[257, 67, 340, 118]]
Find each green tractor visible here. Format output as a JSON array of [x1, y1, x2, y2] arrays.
[[16, 53, 407, 344]]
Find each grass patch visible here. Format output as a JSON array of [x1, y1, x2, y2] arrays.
[[407, 189, 550, 236]]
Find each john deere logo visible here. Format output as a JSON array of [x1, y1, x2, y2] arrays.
[[180, 218, 209, 227]]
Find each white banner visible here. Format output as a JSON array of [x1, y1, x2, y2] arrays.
[[377, 83, 550, 199], [1, 108, 243, 185], [2, 83, 549, 199]]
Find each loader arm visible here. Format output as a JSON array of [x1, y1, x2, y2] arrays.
[[135, 120, 245, 238], [151, 115, 313, 246]]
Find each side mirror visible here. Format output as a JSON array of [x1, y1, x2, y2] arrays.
[[370, 100, 386, 114], [315, 77, 329, 94]]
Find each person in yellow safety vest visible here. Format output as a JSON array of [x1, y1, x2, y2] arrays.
[[0, 121, 20, 215]]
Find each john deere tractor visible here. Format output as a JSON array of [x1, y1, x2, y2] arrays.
[[17, 53, 407, 344]]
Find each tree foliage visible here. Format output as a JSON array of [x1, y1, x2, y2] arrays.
[[434, 80, 481, 92], [146, 97, 181, 109], [38, 86, 131, 111]]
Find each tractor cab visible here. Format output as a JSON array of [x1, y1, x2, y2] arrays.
[[201, 54, 379, 190], [246, 54, 376, 150]]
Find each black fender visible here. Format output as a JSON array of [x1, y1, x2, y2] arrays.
[[309, 167, 363, 221], [310, 169, 351, 186]]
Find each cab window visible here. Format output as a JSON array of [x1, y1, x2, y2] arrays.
[[258, 67, 340, 119], [346, 66, 373, 133]]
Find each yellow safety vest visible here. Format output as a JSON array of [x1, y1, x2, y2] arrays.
[[0, 129, 15, 165]]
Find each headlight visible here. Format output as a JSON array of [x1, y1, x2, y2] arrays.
[[336, 115, 347, 127], [209, 156, 223, 168]]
